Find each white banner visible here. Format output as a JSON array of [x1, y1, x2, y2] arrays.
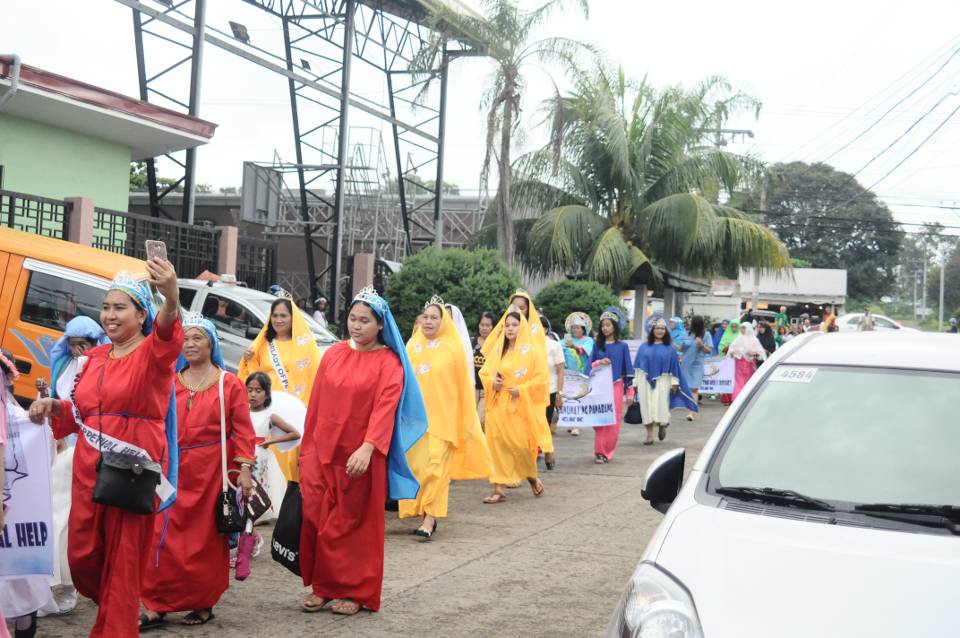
[[699, 356, 735, 394], [0, 406, 54, 579], [557, 364, 616, 429]]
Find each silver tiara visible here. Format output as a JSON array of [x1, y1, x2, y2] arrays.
[[423, 294, 445, 310], [354, 285, 387, 313], [275, 288, 294, 300], [181, 310, 207, 328], [600, 311, 619, 323]]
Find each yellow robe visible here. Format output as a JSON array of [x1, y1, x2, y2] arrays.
[[484, 290, 554, 454], [238, 303, 322, 482], [480, 310, 548, 484], [402, 308, 491, 519]]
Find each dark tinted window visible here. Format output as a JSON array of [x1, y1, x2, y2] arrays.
[[207, 293, 262, 338], [21, 271, 103, 331], [179, 287, 197, 310]]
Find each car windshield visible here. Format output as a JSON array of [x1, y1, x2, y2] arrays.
[[712, 366, 959, 508], [247, 297, 338, 343]]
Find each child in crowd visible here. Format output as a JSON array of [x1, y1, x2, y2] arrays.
[[246, 372, 301, 524]]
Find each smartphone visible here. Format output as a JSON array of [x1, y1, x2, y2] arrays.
[[145, 240, 168, 262]]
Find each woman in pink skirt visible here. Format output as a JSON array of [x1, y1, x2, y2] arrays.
[[589, 308, 633, 463], [727, 322, 766, 401]]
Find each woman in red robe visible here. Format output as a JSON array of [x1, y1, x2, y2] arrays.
[[140, 316, 255, 627], [28, 260, 182, 638], [299, 286, 427, 615]]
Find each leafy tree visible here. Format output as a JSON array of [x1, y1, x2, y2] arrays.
[[534, 279, 621, 333], [384, 247, 521, 337], [515, 69, 789, 289], [129, 161, 211, 195], [413, 0, 595, 264], [755, 161, 901, 300]]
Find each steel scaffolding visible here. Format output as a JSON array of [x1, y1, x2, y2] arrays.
[[119, 0, 477, 319]]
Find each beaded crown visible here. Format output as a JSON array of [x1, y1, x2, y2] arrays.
[[109, 271, 142, 292], [181, 310, 207, 329], [275, 287, 294, 301], [600, 311, 619, 323], [354, 285, 387, 314], [423, 294, 445, 310]]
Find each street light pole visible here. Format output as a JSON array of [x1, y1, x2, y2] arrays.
[[939, 254, 946, 331]]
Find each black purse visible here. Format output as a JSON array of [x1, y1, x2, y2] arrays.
[[91, 364, 161, 515], [215, 371, 247, 533], [624, 390, 643, 425]]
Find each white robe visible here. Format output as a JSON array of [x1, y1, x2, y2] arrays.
[[635, 371, 676, 425]]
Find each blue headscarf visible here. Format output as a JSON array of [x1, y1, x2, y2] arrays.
[[669, 316, 687, 343], [176, 315, 225, 372], [50, 316, 109, 399], [352, 287, 428, 501], [107, 274, 179, 512]]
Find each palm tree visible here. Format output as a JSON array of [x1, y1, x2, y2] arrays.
[[412, 0, 594, 264], [514, 68, 790, 286]]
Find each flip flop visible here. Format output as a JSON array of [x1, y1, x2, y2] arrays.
[[330, 599, 362, 616], [138, 612, 166, 631], [483, 492, 507, 504], [181, 609, 215, 625], [302, 597, 331, 613], [530, 479, 545, 497]]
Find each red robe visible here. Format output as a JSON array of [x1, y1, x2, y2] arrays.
[[51, 320, 182, 638], [299, 342, 402, 611], [141, 371, 255, 613]]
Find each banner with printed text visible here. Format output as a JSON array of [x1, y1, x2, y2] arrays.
[[0, 408, 54, 579], [699, 356, 735, 394], [557, 364, 616, 429]]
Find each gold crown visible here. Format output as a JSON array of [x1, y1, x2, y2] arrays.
[[423, 294, 445, 310]]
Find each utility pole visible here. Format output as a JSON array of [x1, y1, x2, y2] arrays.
[[912, 264, 918, 318], [751, 183, 765, 314], [939, 254, 945, 331], [922, 248, 928, 321]]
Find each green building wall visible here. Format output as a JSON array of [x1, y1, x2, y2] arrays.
[[0, 112, 131, 211]]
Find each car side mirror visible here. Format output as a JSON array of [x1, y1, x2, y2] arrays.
[[642, 448, 685, 514]]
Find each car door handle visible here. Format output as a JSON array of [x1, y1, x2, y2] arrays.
[[14, 358, 32, 375]]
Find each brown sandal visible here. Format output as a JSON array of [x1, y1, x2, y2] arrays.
[[330, 599, 362, 615], [483, 492, 507, 504], [529, 479, 545, 497], [302, 595, 330, 612]]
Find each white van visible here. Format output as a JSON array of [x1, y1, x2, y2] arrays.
[[607, 332, 959, 638]]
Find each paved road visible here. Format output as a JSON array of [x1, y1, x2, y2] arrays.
[[37, 402, 724, 638]]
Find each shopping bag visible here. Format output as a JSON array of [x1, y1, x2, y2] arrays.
[[270, 480, 302, 576]]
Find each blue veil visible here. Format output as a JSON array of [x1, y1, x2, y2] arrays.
[[108, 275, 179, 512], [352, 287, 428, 501], [176, 315, 225, 372], [50, 316, 109, 399]]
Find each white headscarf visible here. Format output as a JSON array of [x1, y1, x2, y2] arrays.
[[728, 322, 766, 360], [446, 304, 476, 391]]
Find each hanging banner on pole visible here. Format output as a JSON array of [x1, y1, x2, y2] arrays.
[[557, 364, 616, 429], [699, 356, 735, 394], [0, 405, 54, 580]]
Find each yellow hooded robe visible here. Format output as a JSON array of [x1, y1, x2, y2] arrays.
[[483, 290, 554, 454], [238, 300, 322, 481], [479, 307, 548, 484], [401, 305, 491, 519]]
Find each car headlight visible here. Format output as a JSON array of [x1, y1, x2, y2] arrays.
[[606, 562, 704, 638]]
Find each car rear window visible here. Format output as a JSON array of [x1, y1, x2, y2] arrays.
[[21, 271, 103, 331], [712, 366, 959, 507]]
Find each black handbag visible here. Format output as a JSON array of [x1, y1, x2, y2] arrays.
[[227, 468, 272, 522], [624, 391, 643, 425], [271, 481, 302, 576], [91, 364, 161, 515], [215, 371, 247, 534]]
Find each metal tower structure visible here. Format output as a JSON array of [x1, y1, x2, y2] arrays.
[[117, 0, 478, 319]]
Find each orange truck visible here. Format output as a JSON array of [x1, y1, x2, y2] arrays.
[[0, 227, 147, 402]]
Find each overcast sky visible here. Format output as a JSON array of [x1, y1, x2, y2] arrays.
[[4, 0, 960, 232]]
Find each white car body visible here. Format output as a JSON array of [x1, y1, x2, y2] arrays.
[[837, 312, 915, 332], [611, 332, 960, 638]]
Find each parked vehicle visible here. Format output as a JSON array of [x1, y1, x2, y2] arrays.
[[0, 227, 149, 402], [177, 279, 338, 373], [837, 312, 915, 332], [608, 332, 958, 638]]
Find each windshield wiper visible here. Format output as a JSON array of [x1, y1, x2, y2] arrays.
[[853, 503, 960, 534], [715, 486, 835, 511]]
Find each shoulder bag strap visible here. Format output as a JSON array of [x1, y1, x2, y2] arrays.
[[218, 370, 230, 492]]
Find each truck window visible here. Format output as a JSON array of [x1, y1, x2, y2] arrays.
[[207, 293, 263, 338], [179, 287, 197, 310], [21, 271, 103, 331]]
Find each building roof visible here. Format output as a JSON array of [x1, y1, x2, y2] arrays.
[[0, 56, 217, 160], [783, 331, 960, 373], [739, 268, 847, 304], [376, 0, 483, 22]]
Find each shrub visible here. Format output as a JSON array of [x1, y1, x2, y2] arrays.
[[384, 248, 522, 337], [534, 279, 622, 335]]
